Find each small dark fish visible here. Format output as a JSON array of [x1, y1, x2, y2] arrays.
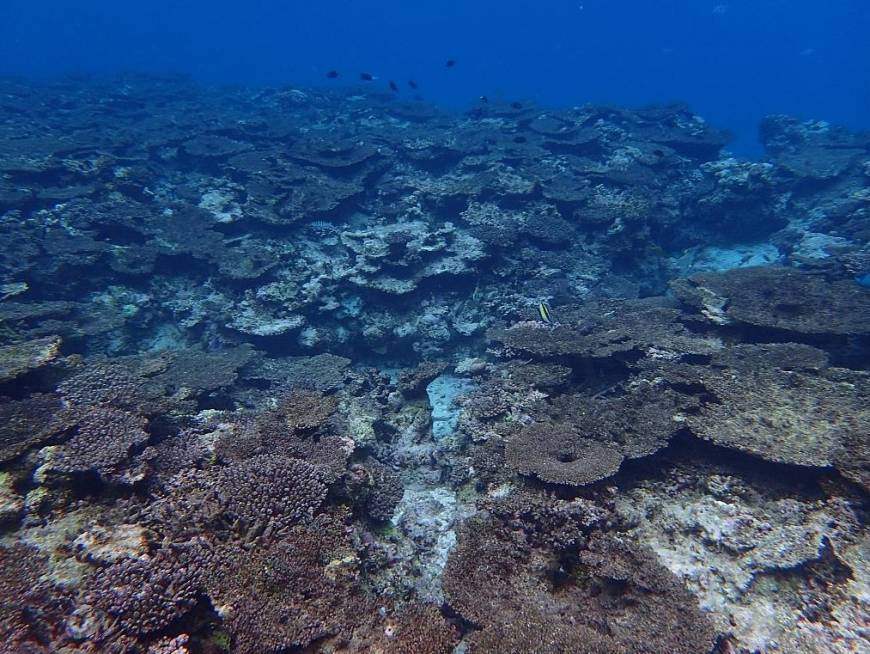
[[360, 72, 374, 81], [389, 80, 398, 92], [511, 101, 523, 109], [326, 70, 339, 79], [446, 59, 456, 68], [408, 80, 418, 89], [479, 95, 489, 104]]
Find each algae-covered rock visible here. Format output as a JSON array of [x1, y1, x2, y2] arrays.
[[0, 471, 23, 523], [679, 344, 870, 480], [615, 460, 865, 654], [0, 335, 61, 381], [672, 266, 870, 335]]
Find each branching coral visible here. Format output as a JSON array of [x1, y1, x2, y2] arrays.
[[45, 406, 149, 483], [0, 544, 58, 649], [383, 605, 458, 654], [205, 510, 368, 654], [214, 454, 328, 533], [87, 542, 209, 637]]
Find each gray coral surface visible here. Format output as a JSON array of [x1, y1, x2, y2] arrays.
[[0, 76, 868, 654]]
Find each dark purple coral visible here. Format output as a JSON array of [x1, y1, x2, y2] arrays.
[[47, 406, 149, 482], [443, 508, 718, 654], [214, 454, 328, 533], [57, 360, 146, 408], [215, 390, 349, 481], [383, 605, 458, 654], [0, 544, 64, 652], [86, 541, 211, 637], [136, 454, 330, 542], [205, 510, 370, 654], [345, 461, 404, 522]]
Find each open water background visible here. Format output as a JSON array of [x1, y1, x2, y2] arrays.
[[1, 0, 868, 154]]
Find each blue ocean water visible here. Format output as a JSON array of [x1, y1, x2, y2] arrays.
[[2, 0, 868, 153]]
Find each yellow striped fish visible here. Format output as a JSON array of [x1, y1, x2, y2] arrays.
[[538, 302, 552, 323]]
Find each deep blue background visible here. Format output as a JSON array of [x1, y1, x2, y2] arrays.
[[2, 0, 868, 154]]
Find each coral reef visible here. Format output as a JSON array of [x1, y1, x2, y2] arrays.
[[443, 510, 718, 654], [505, 383, 689, 486], [86, 541, 208, 637], [0, 75, 867, 653], [679, 344, 869, 481], [0, 335, 61, 382], [41, 406, 150, 483], [671, 266, 870, 335]]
